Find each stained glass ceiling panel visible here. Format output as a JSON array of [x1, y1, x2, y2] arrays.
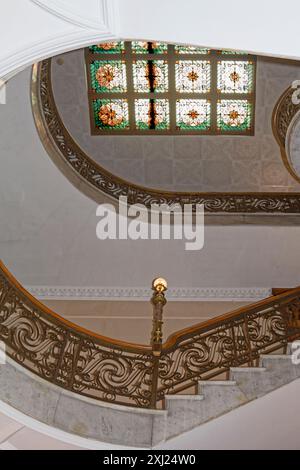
[[85, 41, 256, 135], [217, 61, 254, 94], [135, 99, 170, 130], [175, 61, 211, 93], [90, 60, 127, 93], [132, 41, 168, 54], [175, 45, 210, 54], [133, 60, 169, 93], [89, 42, 125, 54]]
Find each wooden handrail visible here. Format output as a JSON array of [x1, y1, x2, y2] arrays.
[[1, 260, 300, 408], [163, 285, 300, 351], [0, 260, 150, 353]]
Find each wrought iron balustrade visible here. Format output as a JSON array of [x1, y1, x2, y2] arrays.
[[0, 260, 300, 409]]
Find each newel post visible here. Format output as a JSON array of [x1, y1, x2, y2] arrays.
[[150, 277, 167, 408]]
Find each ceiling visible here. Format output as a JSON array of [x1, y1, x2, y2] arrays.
[[50, 48, 300, 193]]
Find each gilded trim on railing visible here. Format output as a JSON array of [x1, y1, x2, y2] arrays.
[[1, 261, 300, 408], [31, 61, 300, 214]]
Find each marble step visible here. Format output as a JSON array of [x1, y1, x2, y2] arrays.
[[164, 350, 300, 442], [287, 341, 300, 355], [164, 381, 247, 440]]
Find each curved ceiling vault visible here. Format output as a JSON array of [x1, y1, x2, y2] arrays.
[[2, 0, 300, 80]]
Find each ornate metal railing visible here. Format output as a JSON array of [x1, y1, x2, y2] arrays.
[[1, 261, 300, 409], [272, 86, 300, 184], [272, 86, 300, 149]]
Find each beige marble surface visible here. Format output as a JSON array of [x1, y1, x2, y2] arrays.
[[44, 299, 250, 343]]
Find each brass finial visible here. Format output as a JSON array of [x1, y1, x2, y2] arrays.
[[152, 277, 168, 293]]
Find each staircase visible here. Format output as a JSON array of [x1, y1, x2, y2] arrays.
[[163, 345, 299, 442], [1, 260, 300, 448]]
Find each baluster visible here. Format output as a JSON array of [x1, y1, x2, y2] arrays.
[[150, 277, 167, 408]]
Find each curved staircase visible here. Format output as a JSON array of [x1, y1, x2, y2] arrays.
[[1, 261, 300, 448]]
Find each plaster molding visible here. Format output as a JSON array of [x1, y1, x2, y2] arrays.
[[26, 285, 273, 302], [29, 0, 117, 31], [0, 0, 120, 79]]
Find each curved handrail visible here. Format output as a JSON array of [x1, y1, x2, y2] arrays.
[[272, 86, 300, 183], [1, 260, 300, 408], [163, 285, 300, 350], [0, 261, 150, 353]]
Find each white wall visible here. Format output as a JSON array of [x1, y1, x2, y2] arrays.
[[119, 0, 300, 60]]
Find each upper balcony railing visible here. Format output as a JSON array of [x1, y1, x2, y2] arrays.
[[272, 86, 300, 183], [0, 260, 300, 409]]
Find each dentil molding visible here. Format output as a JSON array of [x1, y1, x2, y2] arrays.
[[27, 285, 273, 302]]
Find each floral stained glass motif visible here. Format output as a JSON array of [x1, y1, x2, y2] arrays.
[[86, 41, 256, 134], [89, 42, 125, 54], [217, 100, 252, 131], [90, 61, 127, 93], [93, 99, 129, 130], [133, 61, 168, 93], [175, 61, 210, 93], [176, 99, 211, 130], [175, 46, 210, 54], [135, 99, 170, 130], [217, 61, 254, 94], [132, 41, 168, 54]]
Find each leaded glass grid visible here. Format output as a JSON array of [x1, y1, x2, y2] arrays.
[[85, 42, 256, 135]]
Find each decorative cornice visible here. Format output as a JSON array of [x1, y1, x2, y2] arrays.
[[0, 0, 120, 79], [26, 285, 273, 302]]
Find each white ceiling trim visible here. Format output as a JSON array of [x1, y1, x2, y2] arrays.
[[1, 29, 117, 80], [29, 0, 116, 30], [0, 0, 120, 79], [26, 286, 273, 302]]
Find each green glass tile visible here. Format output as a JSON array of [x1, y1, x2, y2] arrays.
[[132, 41, 168, 54], [175, 61, 210, 93], [90, 60, 127, 93], [93, 99, 129, 130], [133, 60, 168, 93], [217, 60, 254, 94], [135, 99, 170, 130], [89, 42, 125, 54], [217, 100, 252, 131], [175, 45, 210, 54], [176, 99, 211, 130]]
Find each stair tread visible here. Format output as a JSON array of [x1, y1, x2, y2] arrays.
[[165, 394, 204, 401], [198, 380, 237, 386], [261, 354, 292, 359], [230, 367, 266, 372]]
